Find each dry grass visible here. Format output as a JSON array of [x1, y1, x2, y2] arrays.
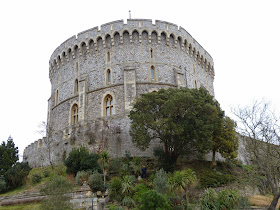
[[249, 194, 280, 208]]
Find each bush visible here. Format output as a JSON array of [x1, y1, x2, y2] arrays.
[[200, 188, 241, 210], [106, 204, 125, 210], [109, 158, 123, 174], [0, 175, 6, 193], [200, 188, 219, 210], [139, 190, 172, 210], [88, 170, 104, 192], [4, 162, 31, 190], [43, 169, 50, 178], [237, 196, 250, 209], [131, 157, 142, 177], [109, 177, 123, 201], [133, 183, 150, 203], [64, 147, 100, 175], [121, 154, 133, 176], [32, 173, 42, 184], [75, 170, 89, 186], [218, 189, 239, 209], [40, 176, 72, 210], [122, 196, 136, 208], [153, 147, 176, 172], [200, 170, 235, 188], [154, 168, 168, 194]]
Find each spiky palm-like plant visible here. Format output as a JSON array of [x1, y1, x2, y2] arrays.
[[168, 168, 197, 209], [121, 175, 136, 208], [98, 151, 110, 189]]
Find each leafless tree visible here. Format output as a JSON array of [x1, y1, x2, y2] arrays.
[[233, 100, 280, 210]]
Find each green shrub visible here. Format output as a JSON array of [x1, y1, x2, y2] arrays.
[[32, 173, 42, 184], [122, 175, 136, 195], [64, 147, 100, 175], [40, 176, 72, 210], [121, 154, 133, 176], [133, 183, 150, 203], [0, 175, 6, 193], [146, 173, 155, 188], [131, 157, 142, 177], [43, 169, 50, 178], [139, 190, 172, 210], [75, 171, 89, 186], [154, 168, 168, 194], [88, 170, 104, 192], [106, 204, 125, 210], [109, 177, 123, 201], [200, 188, 219, 210], [237, 196, 250, 209], [122, 196, 136, 208], [153, 147, 175, 172], [200, 170, 235, 188], [109, 158, 123, 174], [4, 162, 31, 190], [200, 188, 241, 210], [218, 189, 239, 209]]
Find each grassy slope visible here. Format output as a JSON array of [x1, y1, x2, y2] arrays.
[[0, 203, 41, 210], [0, 164, 68, 197]]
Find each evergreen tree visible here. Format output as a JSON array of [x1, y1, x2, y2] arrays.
[[0, 136, 19, 175], [129, 87, 221, 164], [211, 116, 239, 167]]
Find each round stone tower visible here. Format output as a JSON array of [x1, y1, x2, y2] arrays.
[[24, 19, 215, 167]]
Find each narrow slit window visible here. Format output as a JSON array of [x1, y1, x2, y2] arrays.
[[150, 49, 153, 58], [107, 52, 110, 62], [75, 62, 78, 73], [151, 66, 155, 80], [107, 69, 111, 84], [56, 90, 59, 105], [74, 79, 78, 94]]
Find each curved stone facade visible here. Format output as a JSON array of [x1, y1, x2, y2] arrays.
[[24, 19, 215, 167]]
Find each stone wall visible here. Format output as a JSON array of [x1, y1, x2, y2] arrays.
[[24, 19, 217, 167]]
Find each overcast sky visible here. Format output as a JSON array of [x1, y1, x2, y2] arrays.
[[1, 0, 279, 157]]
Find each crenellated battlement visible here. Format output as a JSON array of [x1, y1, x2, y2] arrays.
[[49, 19, 214, 82]]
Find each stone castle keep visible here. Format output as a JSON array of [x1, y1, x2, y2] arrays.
[[23, 19, 216, 167]]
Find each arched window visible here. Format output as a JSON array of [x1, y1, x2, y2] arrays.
[[106, 69, 111, 84], [71, 104, 78, 125], [151, 66, 155, 80], [104, 95, 114, 116], [150, 49, 153, 58], [74, 79, 78, 94]]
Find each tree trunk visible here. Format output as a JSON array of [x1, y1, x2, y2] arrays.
[[103, 171, 107, 189], [164, 142, 169, 157], [50, 161, 54, 170], [268, 193, 280, 210], [185, 188, 189, 210], [211, 149, 216, 168]]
